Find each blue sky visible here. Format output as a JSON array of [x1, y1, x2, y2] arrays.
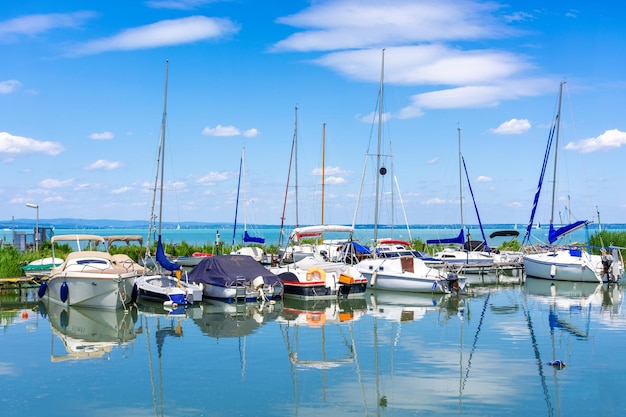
[[2, 0, 625, 228]]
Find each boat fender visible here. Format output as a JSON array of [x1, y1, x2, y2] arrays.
[[550, 264, 557, 278], [306, 267, 326, 282], [131, 283, 138, 302], [60, 282, 69, 303], [547, 360, 565, 369], [37, 280, 48, 298], [370, 271, 378, 286], [60, 309, 69, 329]]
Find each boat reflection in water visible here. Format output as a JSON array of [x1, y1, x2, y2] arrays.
[[39, 300, 137, 362], [193, 300, 282, 339]]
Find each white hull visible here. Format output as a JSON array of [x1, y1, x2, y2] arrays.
[[41, 273, 136, 309], [357, 257, 465, 294], [135, 274, 202, 305], [523, 249, 603, 283], [199, 282, 283, 302]]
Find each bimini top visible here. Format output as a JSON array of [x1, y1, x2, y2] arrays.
[[187, 254, 281, 287], [289, 225, 354, 242]]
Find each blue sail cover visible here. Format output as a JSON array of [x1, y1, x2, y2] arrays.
[[427, 229, 465, 245], [243, 230, 265, 244], [187, 255, 281, 287], [548, 220, 589, 244], [156, 235, 181, 272]]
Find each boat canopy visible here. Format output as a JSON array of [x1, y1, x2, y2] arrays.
[[104, 235, 144, 246], [156, 235, 181, 272], [426, 229, 465, 245], [489, 230, 520, 239], [548, 220, 589, 244], [289, 225, 354, 241], [243, 230, 265, 244], [187, 254, 281, 287]]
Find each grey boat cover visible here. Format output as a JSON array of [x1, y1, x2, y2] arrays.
[[187, 255, 281, 287]]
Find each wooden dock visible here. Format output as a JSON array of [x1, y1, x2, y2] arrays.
[[0, 276, 43, 290]]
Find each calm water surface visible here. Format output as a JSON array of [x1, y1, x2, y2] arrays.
[[1, 274, 624, 417]]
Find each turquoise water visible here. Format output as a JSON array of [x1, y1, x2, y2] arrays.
[[29, 223, 622, 247], [1, 276, 624, 416]]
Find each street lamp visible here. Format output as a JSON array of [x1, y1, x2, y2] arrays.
[[25, 203, 39, 252]]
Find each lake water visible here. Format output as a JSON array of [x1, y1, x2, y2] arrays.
[[1, 274, 624, 417]]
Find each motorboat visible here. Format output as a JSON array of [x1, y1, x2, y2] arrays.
[[22, 256, 64, 278], [38, 234, 138, 309]]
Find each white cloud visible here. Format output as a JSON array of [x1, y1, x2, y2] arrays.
[[197, 171, 232, 184], [146, 0, 218, 10], [40, 178, 73, 188], [243, 128, 260, 138], [490, 118, 531, 134], [0, 132, 64, 155], [423, 197, 447, 205], [476, 176, 492, 183], [564, 129, 626, 153], [202, 124, 241, 137], [0, 80, 22, 94], [111, 186, 133, 194], [71, 16, 239, 56], [0, 12, 95, 41], [427, 157, 439, 164], [325, 176, 346, 185], [88, 131, 114, 140], [85, 159, 123, 170], [273, 0, 508, 52]]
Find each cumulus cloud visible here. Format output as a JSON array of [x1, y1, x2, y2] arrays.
[[202, 124, 259, 137], [0, 80, 22, 94], [565, 129, 626, 153], [490, 118, 531, 134], [325, 176, 346, 185], [0, 132, 64, 155], [476, 175, 492, 183], [71, 16, 239, 56], [88, 131, 114, 140], [85, 159, 123, 170], [40, 178, 73, 188], [111, 186, 133, 194], [197, 171, 231, 184], [423, 197, 447, 205], [0, 11, 95, 41]]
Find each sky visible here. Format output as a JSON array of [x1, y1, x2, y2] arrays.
[[1, 0, 625, 228]]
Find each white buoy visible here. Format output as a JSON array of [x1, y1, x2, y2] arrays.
[[550, 264, 557, 278]]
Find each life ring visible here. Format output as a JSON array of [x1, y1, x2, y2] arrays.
[[306, 267, 326, 282]]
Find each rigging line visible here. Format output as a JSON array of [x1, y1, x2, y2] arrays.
[[523, 297, 554, 417], [461, 290, 490, 391]]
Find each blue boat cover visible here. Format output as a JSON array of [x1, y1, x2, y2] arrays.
[[187, 255, 281, 287], [427, 229, 465, 245], [243, 230, 265, 244], [351, 241, 371, 254], [156, 235, 181, 272], [548, 220, 589, 244]]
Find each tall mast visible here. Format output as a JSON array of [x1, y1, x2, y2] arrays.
[[373, 48, 385, 243], [157, 60, 169, 237], [321, 123, 326, 225], [458, 126, 464, 232], [279, 106, 298, 247], [549, 81, 564, 226]]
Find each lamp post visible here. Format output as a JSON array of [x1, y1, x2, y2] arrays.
[[25, 203, 39, 252]]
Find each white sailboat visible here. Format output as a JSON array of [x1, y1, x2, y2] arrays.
[[135, 60, 202, 306], [522, 82, 622, 283], [354, 49, 465, 294]]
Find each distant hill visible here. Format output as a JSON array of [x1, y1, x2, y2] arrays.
[[1, 218, 224, 229]]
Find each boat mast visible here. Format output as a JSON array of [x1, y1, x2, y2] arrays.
[[373, 48, 385, 244], [146, 60, 169, 254], [458, 126, 464, 234], [321, 123, 326, 225], [232, 147, 244, 246], [279, 107, 298, 247], [549, 81, 564, 227]]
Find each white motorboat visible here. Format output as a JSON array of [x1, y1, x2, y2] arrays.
[[22, 256, 64, 278], [38, 234, 138, 309]]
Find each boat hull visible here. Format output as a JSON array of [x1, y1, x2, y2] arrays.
[[40, 273, 136, 309], [522, 250, 602, 283], [135, 274, 202, 305], [199, 282, 283, 303], [357, 257, 465, 294]]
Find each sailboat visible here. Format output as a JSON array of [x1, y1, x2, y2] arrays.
[[230, 146, 267, 263], [521, 82, 622, 283], [271, 123, 368, 300], [135, 60, 202, 306], [354, 49, 465, 294]]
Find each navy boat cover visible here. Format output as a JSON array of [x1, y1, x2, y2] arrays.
[[188, 255, 281, 287]]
